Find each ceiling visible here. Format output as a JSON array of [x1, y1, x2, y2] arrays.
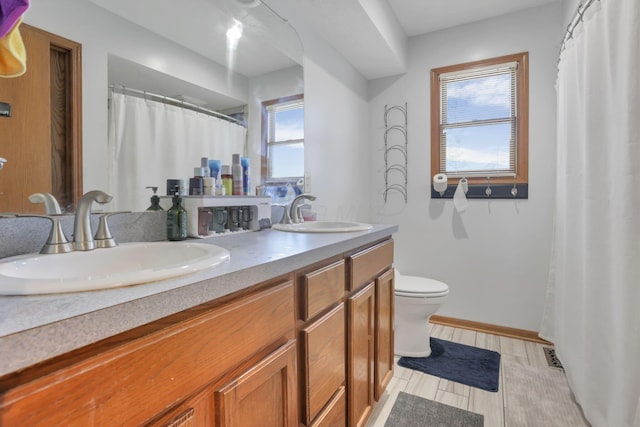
[[265, 0, 560, 79], [89, 0, 560, 82]]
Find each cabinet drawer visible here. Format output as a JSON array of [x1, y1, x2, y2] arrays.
[[301, 260, 345, 321], [310, 386, 346, 427], [349, 239, 393, 291], [300, 303, 346, 425]]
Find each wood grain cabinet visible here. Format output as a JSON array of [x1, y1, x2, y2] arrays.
[[0, 238, 395, 427], [347, 283, 375, 427], [215, 340, 298, 427], [297, 259, 347, 427], [0, 280, 295, 426], [374, 268, 394, 401], [347, 239, 394, 427]]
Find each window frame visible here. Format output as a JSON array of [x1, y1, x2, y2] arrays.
[[430, 52, 529, 186], [261, 93, 304, 186]]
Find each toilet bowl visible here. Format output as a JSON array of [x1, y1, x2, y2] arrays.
[[394, 269, 449, 357]]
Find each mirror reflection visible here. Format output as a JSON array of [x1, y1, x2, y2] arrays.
[[0, 0, 303, 214]]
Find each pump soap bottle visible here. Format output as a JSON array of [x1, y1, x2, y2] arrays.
[[145, 186, 163, 211], [167, 187, 188, 240]]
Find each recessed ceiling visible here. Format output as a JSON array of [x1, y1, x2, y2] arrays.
[[266, 0, 561, 79], [387, 0, 560, 37], [89, 0, 561, 81]]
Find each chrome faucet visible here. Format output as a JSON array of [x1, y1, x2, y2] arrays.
[[73, 190, 113, 251], [284, 193, 316, 224], [28, 192, 63, 214]]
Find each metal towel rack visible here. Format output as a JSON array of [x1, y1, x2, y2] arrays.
[[383, 103, 408, 203]]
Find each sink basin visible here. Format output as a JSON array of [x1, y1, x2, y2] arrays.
[[0, 241, 230, 295], [272, 221, 372, 233]]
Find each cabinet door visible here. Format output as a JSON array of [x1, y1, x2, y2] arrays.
[[300, 303, 346, 424], [146, 387, 213, 427], [347, 283, 375, 427], [215, 340, 297, 427], [310, 386, 346, 427], [374, 268, 394, 401]]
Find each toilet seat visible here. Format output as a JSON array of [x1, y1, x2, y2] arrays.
[[395, 274, 449, 298]]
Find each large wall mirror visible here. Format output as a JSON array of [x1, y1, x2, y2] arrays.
[[0, 0, 303, 213]]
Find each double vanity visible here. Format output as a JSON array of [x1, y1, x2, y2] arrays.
[[0, 221, 397, 426]]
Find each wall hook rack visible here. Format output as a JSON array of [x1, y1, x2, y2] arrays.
[[383, 103, 407, 203]]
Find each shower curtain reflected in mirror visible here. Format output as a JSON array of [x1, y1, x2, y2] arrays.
[[108, 91, 246, 212], [541, 0, 640, 426]]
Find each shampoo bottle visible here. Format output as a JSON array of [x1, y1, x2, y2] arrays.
[[167, 189, 188, 241]]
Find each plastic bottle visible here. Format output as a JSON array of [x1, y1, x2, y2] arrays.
[[232, 154, 243, 195], [166, 189, 188, 241], [200, 157, 211, 178], [241, 156, 250, 195], [145, 186, 163, 211], [221, 165, 232, 195]]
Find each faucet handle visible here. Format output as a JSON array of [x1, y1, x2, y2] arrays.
[[18, 214, 73, 254], [94, 211, 129, 248]]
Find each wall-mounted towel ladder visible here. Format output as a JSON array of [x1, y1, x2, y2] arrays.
[[384, 103, 408, 203]]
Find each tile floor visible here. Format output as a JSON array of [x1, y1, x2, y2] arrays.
[[366, 324, 589, 427]]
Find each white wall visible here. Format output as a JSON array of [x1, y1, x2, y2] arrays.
[[303, 57, 371, 222], [369, 2, 563, 331], [272, 13, 372, 222]]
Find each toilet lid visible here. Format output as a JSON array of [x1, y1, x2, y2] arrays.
[[395, 274, 449, 295]]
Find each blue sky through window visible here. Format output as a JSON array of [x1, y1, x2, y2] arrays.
[[271, 106, 304, 178], [443, 72, 513, 172]]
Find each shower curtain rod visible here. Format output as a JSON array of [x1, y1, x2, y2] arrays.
[[560, 0, 600, 53], [108, 85, 244, 126]]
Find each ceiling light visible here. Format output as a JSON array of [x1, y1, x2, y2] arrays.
[[233, 0, 261, 8]]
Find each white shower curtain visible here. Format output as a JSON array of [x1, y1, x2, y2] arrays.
[[540, 0, 640, 426], [108, 92, 246, 212]]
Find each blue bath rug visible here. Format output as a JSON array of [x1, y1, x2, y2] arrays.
[[398, 338, 500, 392]]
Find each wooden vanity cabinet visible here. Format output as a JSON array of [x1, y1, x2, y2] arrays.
[[346, 282, 375, 427], [0, 279, 297, 427], [374, 268, 395, 401], [347, 239, 394, 427], [296, 238, 395, 427], [297, 259, 347, 427], [0, 237, 395, 427], [214, 340, 298, 427]]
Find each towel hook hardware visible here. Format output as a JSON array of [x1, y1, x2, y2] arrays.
[[485, 177, 492, 197], [383, 103, 408, 203], [511, 175, 518, 197]]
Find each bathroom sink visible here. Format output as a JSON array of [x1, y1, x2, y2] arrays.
[[272, 221, 372, 233], [0, 241, 230, 295]]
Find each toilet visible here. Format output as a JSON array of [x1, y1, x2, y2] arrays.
[[394, 269, 449, 357]]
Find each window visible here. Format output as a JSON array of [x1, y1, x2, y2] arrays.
[[261, 95, 304, 185], [431, 52, 528, 192]]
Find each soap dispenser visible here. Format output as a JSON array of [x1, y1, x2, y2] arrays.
[[145, 186, 163, 211], [167, 187, 188, 241]]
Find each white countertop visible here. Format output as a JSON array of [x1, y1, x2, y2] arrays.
[[0, 224, 397, 377]]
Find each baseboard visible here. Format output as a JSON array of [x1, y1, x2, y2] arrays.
[[429, 315, 553, 345]]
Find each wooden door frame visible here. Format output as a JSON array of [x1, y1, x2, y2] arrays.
[[23, 23, 83, 210]]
